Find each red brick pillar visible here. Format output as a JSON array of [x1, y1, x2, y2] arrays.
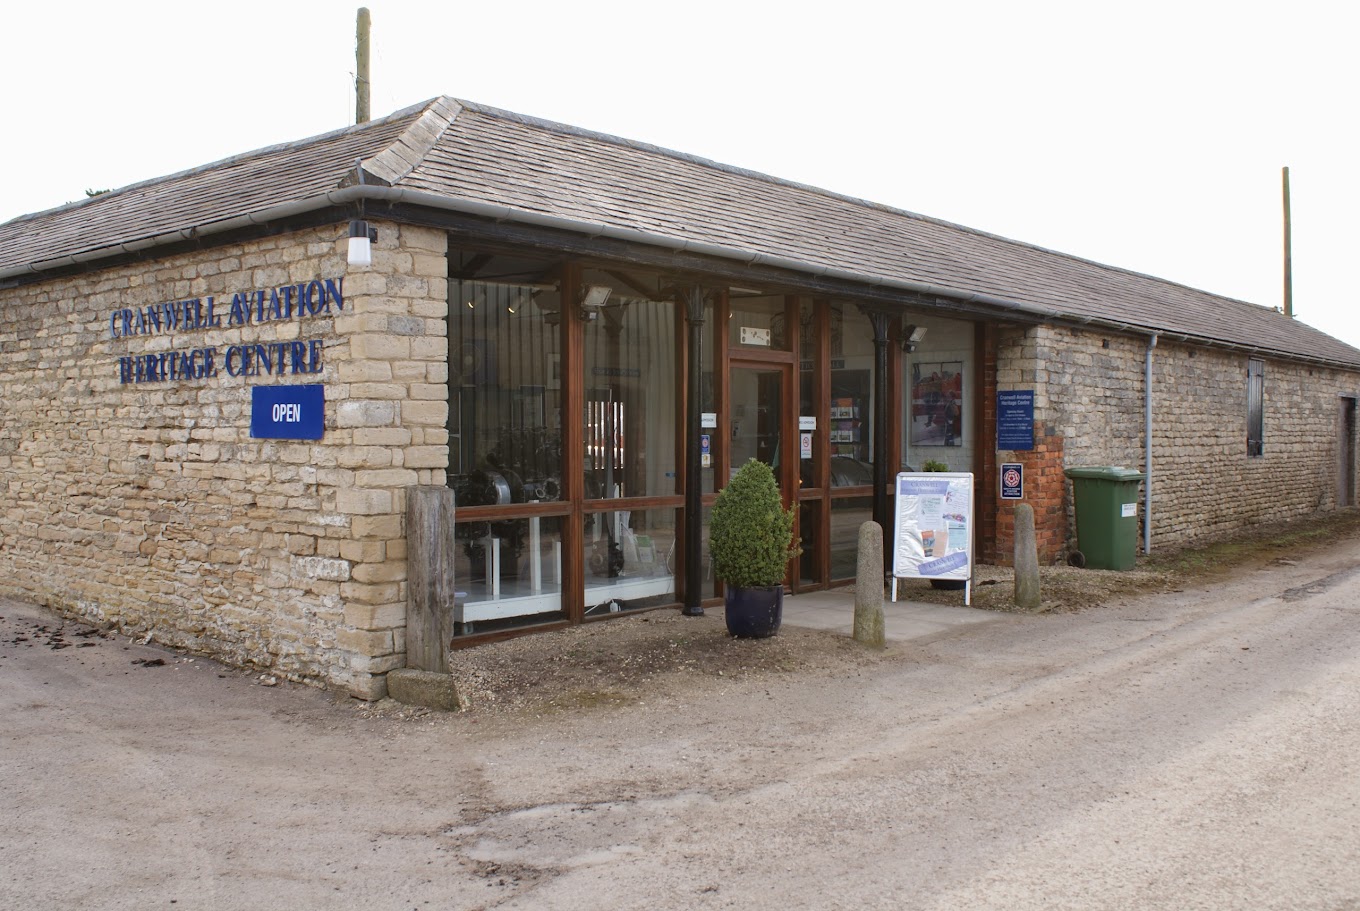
[[978, 324, 1067, 566], [990, 426, 1066, 565]]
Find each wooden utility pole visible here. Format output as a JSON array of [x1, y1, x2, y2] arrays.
[[1283, 166, 1293, 318], [356, 8, 371, 124]]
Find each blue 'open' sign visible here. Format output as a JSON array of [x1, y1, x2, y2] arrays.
[[251, 384, 325, 440]]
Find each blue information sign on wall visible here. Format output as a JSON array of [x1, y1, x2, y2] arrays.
[[251, 384, 325, 440], [997, 390, 1035, 451]]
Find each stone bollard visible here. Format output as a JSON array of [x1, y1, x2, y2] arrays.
[[854, 521, 886, 647], [1013, 502, 1042, 610]]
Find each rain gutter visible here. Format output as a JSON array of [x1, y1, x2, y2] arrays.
[[0, 186, 1064, 323]]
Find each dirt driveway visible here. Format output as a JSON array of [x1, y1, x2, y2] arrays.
[[4, 513, 1360, 910]]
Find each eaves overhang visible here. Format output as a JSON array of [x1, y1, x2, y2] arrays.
[[4, 185, 1358, 373]]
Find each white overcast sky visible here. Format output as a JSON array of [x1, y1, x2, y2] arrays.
[[6, 1, 1357, 348]]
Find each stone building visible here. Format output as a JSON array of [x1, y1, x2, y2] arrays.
[[2, 97, 1357, 698]]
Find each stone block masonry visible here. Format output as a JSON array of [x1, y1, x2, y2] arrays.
[[0, 221, 449, 699], [1039, 326, 1359, 555], [1142, 342, 1355, 545], [981, 324, 1360, 563]]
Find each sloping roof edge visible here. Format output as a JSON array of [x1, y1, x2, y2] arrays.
[[4, 177, 1357, 370], [0, 98, 453, 282], [2, 96, 1357, 371], [446, 99, 1283, 323], [0, 98, 439, 231], [2, 189, 364, 277]]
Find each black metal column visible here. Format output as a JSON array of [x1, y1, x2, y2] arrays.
[[866, 308, 892, 573], [683, 286, 706, 615]]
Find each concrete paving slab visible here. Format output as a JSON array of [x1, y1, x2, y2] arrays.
[[781, 588, 998, 641]]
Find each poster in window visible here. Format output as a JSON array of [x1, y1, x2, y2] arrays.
[[911, 361, 963, 447]]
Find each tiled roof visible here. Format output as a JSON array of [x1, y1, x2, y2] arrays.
[[412, 102, 1360, 367], [4, 96, 1357, 368], [0, 102, 428, 273]]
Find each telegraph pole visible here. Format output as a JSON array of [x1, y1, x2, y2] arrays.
[[356, 8, 371, 124], [1283, 166, 1293, 318]]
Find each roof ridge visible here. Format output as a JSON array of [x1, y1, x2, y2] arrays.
[[351, 97, 463, 188], [0, 99, 438, 228], [452, 98, 1276, 314]]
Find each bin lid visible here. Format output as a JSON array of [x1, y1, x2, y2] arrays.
[[1064, 466, 1147, 481]]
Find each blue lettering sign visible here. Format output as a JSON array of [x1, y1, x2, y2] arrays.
[[997, 390, 1035, 451], [117, 347, 219, 384], [107, 278, 342, 335], [224, 340, 324, 378], [107, 277, 339, 385]]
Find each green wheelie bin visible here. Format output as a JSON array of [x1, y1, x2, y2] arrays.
[[1064, 467, 1146, 570]]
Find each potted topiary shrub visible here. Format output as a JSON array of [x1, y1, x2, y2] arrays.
[[709, 459, 802, 638]]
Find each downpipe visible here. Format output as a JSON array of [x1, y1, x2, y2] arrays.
[[1144, 333, 1158, 553]]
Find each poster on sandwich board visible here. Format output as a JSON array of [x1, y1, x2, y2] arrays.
[[891, 472, 974, 605]]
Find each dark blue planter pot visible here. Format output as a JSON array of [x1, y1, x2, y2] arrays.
[[724, 585, 783, 638]]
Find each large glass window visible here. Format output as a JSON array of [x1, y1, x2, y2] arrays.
[[448, 252, 563, 507], [448, 250, 565, 631], [582, 507, 679, 616], [828, 303, 875, 486], [901, 313, 975, 474], [582, 269, 677, 499], [729, 293, 790, 351], [799, 299, 820, 490], [799, 500, 822, 585], [728, 365, 785, 472], [578, 268, 682, 615], [701, 295, 719, 494], [453, 515, 565, 634], [829, 496, 873, 581]]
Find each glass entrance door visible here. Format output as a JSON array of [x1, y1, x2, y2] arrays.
[[729, 365, 786, 472], [726, 362, 796, 587]]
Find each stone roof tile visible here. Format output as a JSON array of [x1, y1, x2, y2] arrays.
[[411, 103, 1359, 365], [0, 102, 427, 272], [3, 96, 1357, 368]]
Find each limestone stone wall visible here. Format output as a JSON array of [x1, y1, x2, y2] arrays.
[[0, 221, 448, 699], [1038, 327, 1148, 471], [1146, 342, 1355, 544], [1040, 326, 1359, 551]]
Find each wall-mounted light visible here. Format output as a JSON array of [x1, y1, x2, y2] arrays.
[[901, 324, 928, 353], [508, 287, 540, 315], [347, 219, 378, 267], [580, 284, 612, 320]]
